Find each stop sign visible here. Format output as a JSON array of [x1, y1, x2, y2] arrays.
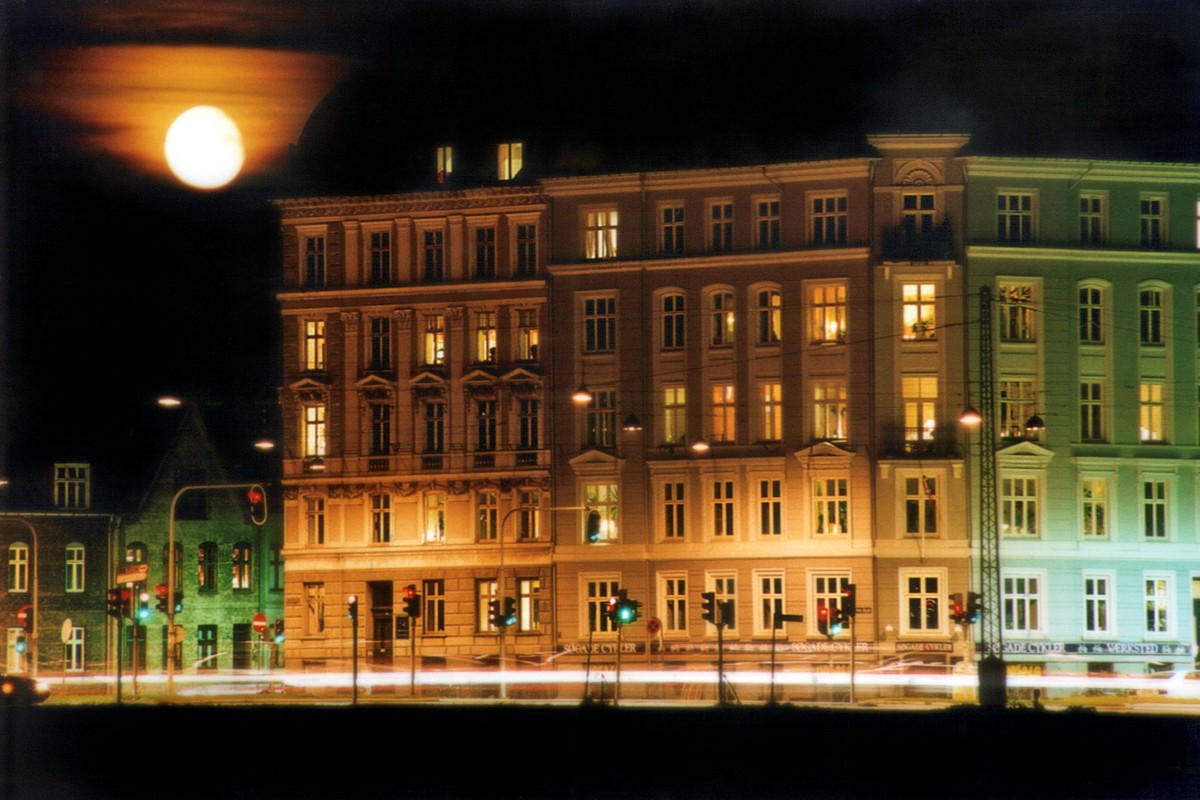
[[252, 612, 268, 634]]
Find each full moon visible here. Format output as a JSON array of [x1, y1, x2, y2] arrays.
[[164, 106, 245, 189]]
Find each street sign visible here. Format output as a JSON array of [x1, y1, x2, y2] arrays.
[[168, 625, 184, 645], [60, 618, 73, 643], [395, 616, 410, 640], [252, 611, 268, 634], [116, 562, 149, 584], [646, 617, 662, 636], [777, 613, 805, 623]]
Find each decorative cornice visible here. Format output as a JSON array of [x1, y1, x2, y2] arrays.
[[273, 187, 548, 220]]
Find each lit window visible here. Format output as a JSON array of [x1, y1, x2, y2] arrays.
[[197, 542, 217, 591], [423, 315, 446, 366], [474, 311, 497, 363], [304, 583, 325, 635], [584, 484, 618, 543], [1144, 576, 1170, 634], [585, 210, 618, 259], [1139, 383, 1164, 442], [902, 375, 937, 451], [997, 283, 1036, 342], [812, 575, 850, 637], [997, 379, 1036, 439], [811, 194, 847, 246], [759, 382, 782, 441], [997, 192, 1034, 243], [231, 542, 252, 590], [436, 145, 453, 183], [809, 284, 846, 344], [371, 494, 391, 544], [423, 579, 445, 634], [1081, 479, 1107, 538], [517, 308, 539, 360], [901, 283, 936, 340], [518, 578, 540, 632], [813, 478, 848, 535], [477, 579, 499, 632], [498, 142, 523, 181], [813, 380, 847, 441], [303, 405, 327, 458], [662, 386, 687, 444], [304, 320, 326, 370], [710, 384, 736, 443], [710, 291, 735, 347], [424, 493, 446, 542]]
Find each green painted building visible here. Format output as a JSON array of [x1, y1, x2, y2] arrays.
[[962, 155, 1200, 676]]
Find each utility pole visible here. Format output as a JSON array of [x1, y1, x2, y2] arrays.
[[975, 286, 1006, 709]]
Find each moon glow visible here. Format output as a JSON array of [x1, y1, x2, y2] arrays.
[[164, 106, 245, 189]]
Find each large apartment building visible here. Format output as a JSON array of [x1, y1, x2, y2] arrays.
[[274, 135, 1199, 686]]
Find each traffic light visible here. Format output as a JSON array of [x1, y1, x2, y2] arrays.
[[842, 584, 857, 617], [247, 484, 268, 526], [273, 619, 285, 645], [403, 584, 422, 618], [106, 588, 123, 620], [816, 604, 830, 637], [500, 597, 518, 627], [155, 583, 169, 614], [136, 590, 152, 622], [16, 604, 32, 632], [966, 592, 982, 623], [348, 595, 359, 621], [829, 607, 846, 637], [487, 599, 502, 629], [610, 590, 640, 625], [173, 591, 184, 614], [14, 634, 26, 654], [585, 510, 602, 543], [700, 591, 717, 624], [949, 593, 966, 624]]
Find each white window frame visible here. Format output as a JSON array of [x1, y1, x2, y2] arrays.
[[757, 478, 782, 537], [753, 570, 785, 636], [1002, 571, 1044, 637], [658, 572, 688, 635], [900, 569, 946, 636], [584, 483, 619, 543], [661, 480, 686, 540], [1000, 474, 1040, 537], [808, 282, 847, 345], [712, 480, 735, 538], [583, 575, 621, 636], [424, 492, 446, 543], [1080, 476, 1109, 539], [65, 543, 85, 593], [1082, 570, 1116, 638], [707, 572, 738, 636], [1143, 573, 1172, 637], [584, 209, 618, 260], [809, 572, 851, 639], [812, 477, 849, 536]]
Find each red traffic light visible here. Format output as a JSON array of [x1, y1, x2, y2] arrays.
[[816, 605, 829, 622], [15, 604, 32, 631], [403, 584, 417, 600], [247, 488, 264, 505]]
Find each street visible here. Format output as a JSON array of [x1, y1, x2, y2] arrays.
[[3, 703, 1199, 799]]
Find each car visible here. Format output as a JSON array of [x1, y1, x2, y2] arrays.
[[1145, 669, 1200, 699], [0, 674, 51, 705]]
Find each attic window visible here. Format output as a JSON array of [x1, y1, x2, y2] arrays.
[[498, 142, 523, 181], [54, 463, 90, 510], [436, 146, 453, 184]]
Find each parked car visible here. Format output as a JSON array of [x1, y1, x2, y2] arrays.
[[0, 674, 50, 705]]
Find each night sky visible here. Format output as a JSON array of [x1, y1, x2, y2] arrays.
[[4, 0, 1200, 506]]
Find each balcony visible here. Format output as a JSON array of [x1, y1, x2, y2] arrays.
[[881, 222, 955, 262]]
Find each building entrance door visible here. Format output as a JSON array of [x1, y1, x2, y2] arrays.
[[371, 612, 394, 663]]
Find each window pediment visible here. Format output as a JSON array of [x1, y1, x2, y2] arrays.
[[996, 440, 1054, 470]]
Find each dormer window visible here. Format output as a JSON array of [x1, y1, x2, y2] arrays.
[[436, 146, 453, 184], [498, 142, 523, 181]]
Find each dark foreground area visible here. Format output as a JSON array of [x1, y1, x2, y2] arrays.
[[2, 704, 1198, 800]]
